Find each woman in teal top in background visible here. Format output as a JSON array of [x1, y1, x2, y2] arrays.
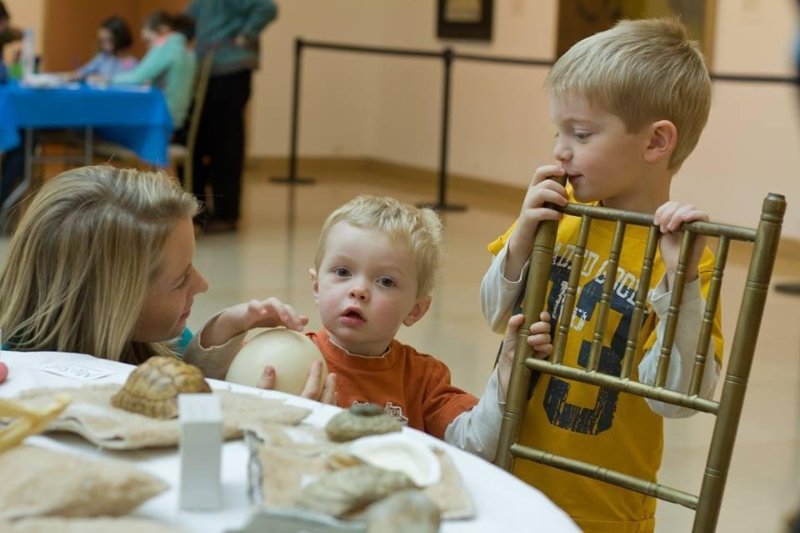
[[113, 11, 196, 132]]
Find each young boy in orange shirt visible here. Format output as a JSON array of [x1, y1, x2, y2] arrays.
[[307, 195, 552, 458]]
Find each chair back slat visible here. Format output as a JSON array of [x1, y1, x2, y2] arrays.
[[587, 221, 626, 372], [494, 190, 786, 531], [552, 215, 592, 364], [654, 230, 695, 387], [510, 442, 700, 509], [689, 236, 729, 396], [621, 225, 660, 379]]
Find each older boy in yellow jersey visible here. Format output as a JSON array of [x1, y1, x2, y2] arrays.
[[480, 18, 724, 532]]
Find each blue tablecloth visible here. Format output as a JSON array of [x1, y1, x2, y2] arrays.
[[0, 82, 173, 166]]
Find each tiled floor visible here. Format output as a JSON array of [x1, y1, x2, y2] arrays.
[[3, 165, 798, 531]]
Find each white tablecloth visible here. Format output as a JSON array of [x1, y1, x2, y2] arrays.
[[0, 350, 578, 532]]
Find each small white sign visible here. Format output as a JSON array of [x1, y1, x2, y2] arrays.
[[40, 362, 112, 381]]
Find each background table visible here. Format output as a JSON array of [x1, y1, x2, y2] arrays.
[[0, 82, 173, 225], [0, 82, 172, 165], [0, 350, 578, 533]]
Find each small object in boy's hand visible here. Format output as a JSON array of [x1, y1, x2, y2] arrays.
[[0, 362, 8, 383]]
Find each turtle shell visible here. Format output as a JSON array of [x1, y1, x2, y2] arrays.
[[111, 356, 211, 419]]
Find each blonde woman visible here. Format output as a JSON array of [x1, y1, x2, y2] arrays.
[[0, 165, 333, 400]]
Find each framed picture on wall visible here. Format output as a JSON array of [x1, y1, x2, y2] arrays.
[[437, 0, 494, 41], [556, 0, 716, 67]]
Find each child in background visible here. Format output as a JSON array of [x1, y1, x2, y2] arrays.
[[480, 18, 724, 531], [169, 13, 196, 44], [70, 16, 137, 82], [112, 11, 196, 132], [307, 195, 552, 458]]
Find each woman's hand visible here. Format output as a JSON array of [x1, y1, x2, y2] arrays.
[[255, 360, 337, 404], [201, 297, 309, 348], [497, 312, 552, 400]]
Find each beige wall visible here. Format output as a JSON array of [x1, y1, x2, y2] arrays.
[[253, 0, 800, 237], [7, 0, 800, 237], [3, 0, 43, 58]]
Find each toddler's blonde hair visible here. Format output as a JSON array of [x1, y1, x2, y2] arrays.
[[314, 195, 443, 297]]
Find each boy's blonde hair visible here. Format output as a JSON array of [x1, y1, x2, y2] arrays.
[[314, 195, 443, 297], [0, 165, 199, 364], [546, 17, 711, 170]]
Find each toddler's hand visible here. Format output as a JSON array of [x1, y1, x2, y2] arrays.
[[497, 312, 553, 400], [201, 297, 309, 348], [256, 360, 337, 404], [654, 201, 708, 287]]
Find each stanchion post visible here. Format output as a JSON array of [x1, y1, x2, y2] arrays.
[[418, 47, 466, 212], [271, 37, 315, 185]]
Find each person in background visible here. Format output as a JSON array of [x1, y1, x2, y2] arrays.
[[186, 0, 277, 233], [112, 11, 196, 133], [170, 13, 196, 44], [0, 0, 23, 210], [69, 16, 137, 82], [0, 1, 21, 79]]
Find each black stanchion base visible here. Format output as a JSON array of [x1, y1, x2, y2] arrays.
[[270, 175, 316, 185], [416, 201, 467, 212], [774, 282, 800, 295]]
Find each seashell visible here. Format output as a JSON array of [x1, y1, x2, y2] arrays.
[[225, 328, 327, 395], [111, 356, 211, 419], [325, 452, 363, 471], [325, 403, 402, 442], [296, 464, 415, 517], [349, 433, 441, 487], [365, 489, 441, 533]]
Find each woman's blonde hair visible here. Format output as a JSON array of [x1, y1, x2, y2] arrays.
[[0, 165, 199, 363], [314, 195, 443, 297], [546, 17, 711, 170]]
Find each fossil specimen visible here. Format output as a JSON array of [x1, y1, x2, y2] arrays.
[[111, 356, 211, 419]]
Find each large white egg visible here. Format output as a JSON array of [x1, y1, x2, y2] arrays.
[[225, 328, 327, 395]]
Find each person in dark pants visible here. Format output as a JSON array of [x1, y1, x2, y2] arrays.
[[186, 0, 277, 233], [0, 0, 23, 213]]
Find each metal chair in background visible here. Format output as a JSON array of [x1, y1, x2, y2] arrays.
[[494, 190, 786, 532], [93, 50, 215, 194], [167, 50, 214, 193]]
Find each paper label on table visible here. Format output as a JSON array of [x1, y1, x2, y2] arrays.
[[40, 362, 112, 381]]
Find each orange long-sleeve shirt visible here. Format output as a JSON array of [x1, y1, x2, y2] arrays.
[[307, 329, 478, 439]]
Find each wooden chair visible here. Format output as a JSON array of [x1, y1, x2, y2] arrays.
[[93, 50, 215, 193], [494, 190, 786, 532]]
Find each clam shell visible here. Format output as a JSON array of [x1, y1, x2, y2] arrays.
[[349, 433, 441, 487]]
